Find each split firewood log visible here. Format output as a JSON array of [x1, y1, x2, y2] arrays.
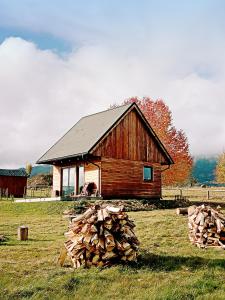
[[176, 205, 196, 216], [176, 207, 188, 215]]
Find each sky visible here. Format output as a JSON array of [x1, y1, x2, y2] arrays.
[[0, 0, 225, 168]]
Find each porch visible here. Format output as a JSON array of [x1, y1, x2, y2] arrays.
[[52, 159, 101, 198]]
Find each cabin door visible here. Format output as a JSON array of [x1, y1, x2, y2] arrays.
[[62, 167, 76, 196]]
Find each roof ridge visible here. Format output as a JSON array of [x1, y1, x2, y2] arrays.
[[81, 102, 133, 120]]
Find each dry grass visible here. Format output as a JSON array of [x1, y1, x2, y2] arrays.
[[0, 201, 225, 299]]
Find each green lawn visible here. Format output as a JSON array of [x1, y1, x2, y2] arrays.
[[0, 201, 225, 300]]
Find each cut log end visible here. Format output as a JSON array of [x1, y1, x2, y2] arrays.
[[17, 225, 28, 241], [176, 208, 188, 215]]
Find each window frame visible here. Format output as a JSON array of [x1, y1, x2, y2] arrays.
[[62, 167, 76, 196], [143, 166, 153, 182]]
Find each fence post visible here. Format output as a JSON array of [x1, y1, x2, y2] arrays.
[[23, 186, 26, 199], [180, 189, 182, 197], [207, 190, 210, 200]]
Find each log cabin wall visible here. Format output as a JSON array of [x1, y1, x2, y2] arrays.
[[101, 158, 161, 199], [91, 108, 168, 164], [0, 176, 27, 197]]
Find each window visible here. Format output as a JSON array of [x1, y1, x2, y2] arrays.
[[78, 166, 84, 193], [143, 166, 153, 181], [62, 167, 75, 196]]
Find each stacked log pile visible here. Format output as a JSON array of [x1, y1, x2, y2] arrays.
[[188, 205, 225, 249], [61, 204, 140, 268]]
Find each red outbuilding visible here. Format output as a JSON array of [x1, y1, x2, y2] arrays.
[[0, 169, 28, 197]]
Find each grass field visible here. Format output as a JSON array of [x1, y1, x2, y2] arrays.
[[1, 201, 225, 300]]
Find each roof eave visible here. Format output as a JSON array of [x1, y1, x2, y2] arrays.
[[36, 151, 89, 165]]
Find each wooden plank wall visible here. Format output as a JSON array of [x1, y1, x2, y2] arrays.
[[91, 108, 168, 164], [101, 158, 161, 199], [0, 176, 27, 197]]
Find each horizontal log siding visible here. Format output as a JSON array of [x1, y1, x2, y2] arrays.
[[101, 158, 161, 199], [92, 109, 168, 164]]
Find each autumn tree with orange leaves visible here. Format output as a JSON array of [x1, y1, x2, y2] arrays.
[[116, 97, 193, 186]]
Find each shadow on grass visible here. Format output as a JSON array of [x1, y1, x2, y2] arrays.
[[124, 250, 225, 272]]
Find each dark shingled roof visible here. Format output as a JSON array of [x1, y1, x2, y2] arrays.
[[37, 103, 174, 164], [0, 169, 28, 177]]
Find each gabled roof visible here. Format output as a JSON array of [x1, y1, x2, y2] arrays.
[[37, 103, 173, 164], [0, 168, 28, 177], [37, 103, 132, 163]]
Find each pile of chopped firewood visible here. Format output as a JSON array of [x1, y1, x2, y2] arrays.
[[60, 204, 140, 268], [188, 205, 225, 249]]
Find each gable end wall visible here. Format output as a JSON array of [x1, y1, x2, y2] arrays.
[[91, 108, 168, 164]]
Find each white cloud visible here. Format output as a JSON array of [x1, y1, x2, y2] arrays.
[[0, 36, 225, 168]]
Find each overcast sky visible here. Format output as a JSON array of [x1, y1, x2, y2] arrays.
[[0, 0, 225, 168]]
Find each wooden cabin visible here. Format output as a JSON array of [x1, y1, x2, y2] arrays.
[[0, 169, 27, 197], [37, 103, 173, 199]]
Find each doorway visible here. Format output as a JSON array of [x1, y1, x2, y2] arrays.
[[77, 165, 84, 194], [62, 165, 85, 196], [62, 167, 75, 196]]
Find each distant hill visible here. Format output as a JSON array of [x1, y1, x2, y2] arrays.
[[30, 165, 52, 177], [192, 157, 217, 185], [28, 173, 53, 187]]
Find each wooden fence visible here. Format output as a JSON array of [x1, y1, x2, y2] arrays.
[[162, 188, 225, 200], [24, 186, 52, 199], [0, 188, 10, 199]]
